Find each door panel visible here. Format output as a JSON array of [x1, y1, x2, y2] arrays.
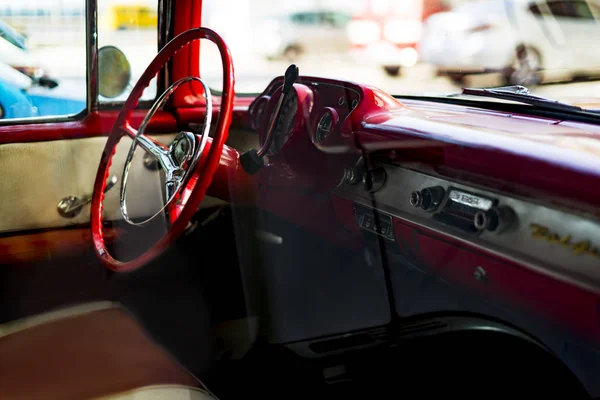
[[0, 134, 175, 233]]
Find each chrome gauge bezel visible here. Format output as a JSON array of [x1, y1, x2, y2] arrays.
[[314, 107, 339, 145], [251, 95, 270, 131]]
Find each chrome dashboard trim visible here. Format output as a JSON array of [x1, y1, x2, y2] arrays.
[[86, 0, 98, 112], [334, 163, 600, 294]]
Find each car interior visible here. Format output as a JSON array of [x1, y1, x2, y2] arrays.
[[1, 0, 600, 399]]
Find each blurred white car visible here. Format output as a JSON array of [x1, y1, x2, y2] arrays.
[[0, 19, 47, 79], [419, 0, 600, 85], [254, 10, 352, 60]]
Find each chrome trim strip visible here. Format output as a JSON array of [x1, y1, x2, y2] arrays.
[[0, 114, 82, 127], [86, 0, 99, 112], [157, 0, 172, 93]]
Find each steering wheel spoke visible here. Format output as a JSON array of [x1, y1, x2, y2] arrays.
[[135, 134, 173, 168], [120, 123, 138, 139]]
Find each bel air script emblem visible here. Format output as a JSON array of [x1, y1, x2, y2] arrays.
[[530, 223, 600, 259]]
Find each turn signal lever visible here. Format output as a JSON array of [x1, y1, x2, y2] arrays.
[[240, 64, 299, 174]]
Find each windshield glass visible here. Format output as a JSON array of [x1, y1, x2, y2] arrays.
[[201, 0, 600, 109]]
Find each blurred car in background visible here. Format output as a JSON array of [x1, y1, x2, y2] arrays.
[[347, 0, 450, 77], [0, 18, 51, 80], [254, 10, 352, 60], [109, 4, 158, 30], [420, 0, 600, 86], [0, 18, 26, 49], [0, 61, 84, 119]]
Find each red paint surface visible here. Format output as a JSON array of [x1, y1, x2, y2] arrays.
[[352, 99, 600, 214], [171, 0, 204, 108], [0, 111, 177, 145], [393, 219, 600, 342], [246, 75, 600, 343]]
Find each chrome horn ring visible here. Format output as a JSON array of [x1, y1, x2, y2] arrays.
[[120, 76, 212, 226]]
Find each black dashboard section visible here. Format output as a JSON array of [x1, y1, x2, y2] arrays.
[[253, 212, 391, 345]]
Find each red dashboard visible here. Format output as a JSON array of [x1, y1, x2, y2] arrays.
[[242, 76, 600, 345]]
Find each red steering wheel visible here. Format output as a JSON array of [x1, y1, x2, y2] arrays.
[[91, 28, 235, 272]]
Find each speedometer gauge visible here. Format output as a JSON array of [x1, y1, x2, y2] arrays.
[[314, 107, 339, 145], [251, 95, 270, 131]]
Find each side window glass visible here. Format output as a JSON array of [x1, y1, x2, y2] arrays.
[[97, 1, 158, 103], [0, 4, 86, 120], [546, 1, 576, 18], [323, 12, 346, 27], [331, 12, 352, 27], [529, 3, 545, 16], [291, 13, 313, 25]]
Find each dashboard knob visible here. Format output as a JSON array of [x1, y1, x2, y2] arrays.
[[420, 186, 445, 212], [409, 191, 422, 207], [474, 205, 516, 233], [363, 168, 387, 193]]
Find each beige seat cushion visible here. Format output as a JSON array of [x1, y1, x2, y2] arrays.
[[0, 302, 214, 400], [99, 385, 215, 400]]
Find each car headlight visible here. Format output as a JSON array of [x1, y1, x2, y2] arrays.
[[347, 20, 381, 45], [383, 20, 422, 44]]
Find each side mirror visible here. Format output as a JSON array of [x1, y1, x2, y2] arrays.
[[98, 45, 131, 98]]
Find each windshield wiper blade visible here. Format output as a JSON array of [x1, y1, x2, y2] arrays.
[[461, 85, 583, 113]]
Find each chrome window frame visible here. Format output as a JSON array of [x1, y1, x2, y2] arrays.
[[0, 0, 166, 126]]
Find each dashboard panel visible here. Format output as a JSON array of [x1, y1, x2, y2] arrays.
[[334, 162, 600, 293], [242, 75, 600, 397], [330, 160, 600, 345]]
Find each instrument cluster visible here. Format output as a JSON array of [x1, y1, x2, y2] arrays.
[[248, 76, 363, 157]]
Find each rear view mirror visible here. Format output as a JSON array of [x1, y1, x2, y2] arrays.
[[98, 45, 131, 98]]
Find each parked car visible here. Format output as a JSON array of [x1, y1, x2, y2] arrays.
[[0, 18, 52, 81], [420, 0, 600, 86], [254, 10, 352, 60], [0, 61, 85, 119], [347, 0, 450, 77], [0, 18, 26, 50]]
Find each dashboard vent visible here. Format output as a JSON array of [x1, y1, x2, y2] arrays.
[[309, 333, 376, 354]]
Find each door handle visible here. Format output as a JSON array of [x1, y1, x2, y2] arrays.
[[57, 175, 118, 218]]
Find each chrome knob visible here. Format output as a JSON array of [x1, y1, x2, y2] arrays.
[[409, 191, 422, 207], [474, 266, 487, 281], [420, 186, 445, 212], [474, 210, 489, 231], [474, 205, 516, 233]]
